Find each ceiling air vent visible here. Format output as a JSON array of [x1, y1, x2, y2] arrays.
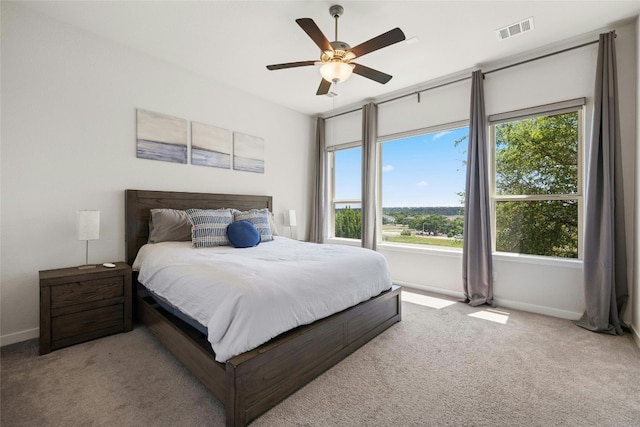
[[496, 17, 535, 41]]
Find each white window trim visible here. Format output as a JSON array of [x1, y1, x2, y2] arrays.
[[489, 101, 584, 259], [377, 120, 469, 250], [328, 143, 362, 240]]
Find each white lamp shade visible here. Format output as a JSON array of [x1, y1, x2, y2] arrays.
[[288, 209, 297, 227], [320, 62, 354, 83], [77, 210, 100, 240]]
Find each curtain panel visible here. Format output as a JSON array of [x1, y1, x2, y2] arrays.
[[361, 102, 378, 250], [576, 31, 628, 335], [309, 117, 326, 244], [462, 70, 494, 306]]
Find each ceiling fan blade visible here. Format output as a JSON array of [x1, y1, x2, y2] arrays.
[[266, 61, 317, 70], [316, 79, 332, 96], [296, 18, 332, 52], [349, 28, 406, 58], [352, 63, 393, 84]]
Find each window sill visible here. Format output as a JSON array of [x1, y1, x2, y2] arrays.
[[492, 251, 583, 268], [327, 238, 583, 268], [326, 237, 362, 247], [378, 242, 463, 258]]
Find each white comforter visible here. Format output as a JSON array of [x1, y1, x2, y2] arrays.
[[133, 237, 392, 362]]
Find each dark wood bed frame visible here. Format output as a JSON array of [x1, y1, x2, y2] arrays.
[[125, 189, 401, 426]]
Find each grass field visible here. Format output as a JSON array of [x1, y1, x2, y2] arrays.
[[383, 235, 463, 248]]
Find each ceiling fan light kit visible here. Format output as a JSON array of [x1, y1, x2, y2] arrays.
[[320, 61, 355, 83], [266, 4, 406, 96]]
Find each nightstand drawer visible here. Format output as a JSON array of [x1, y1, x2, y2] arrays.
[[51, 277, 123, 308], [40, 262, 132, 354], [52, 304, 124, 342]]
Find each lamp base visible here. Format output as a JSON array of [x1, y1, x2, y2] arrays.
[[78, 264, 97, 270]]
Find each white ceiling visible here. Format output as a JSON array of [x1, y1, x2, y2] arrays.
[[19, 1, 640, 116]]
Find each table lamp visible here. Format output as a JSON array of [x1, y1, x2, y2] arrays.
[[77, 210, 100, 269]]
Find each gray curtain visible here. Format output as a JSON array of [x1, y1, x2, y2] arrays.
[[361, 102, 378, 250], [462, 70, 494, 306], [576, 31, 628, 335], [309, 117, 326, 244]]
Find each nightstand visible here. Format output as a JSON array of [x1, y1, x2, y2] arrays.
[[39, 262, 132, 354]]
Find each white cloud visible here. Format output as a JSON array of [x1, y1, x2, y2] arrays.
[[382, 165, 394, 172], [417, 180, 428, 187], [433, 131, 451, 140]]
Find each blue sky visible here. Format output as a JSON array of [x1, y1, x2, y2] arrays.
[[335, 126, 469, 207]]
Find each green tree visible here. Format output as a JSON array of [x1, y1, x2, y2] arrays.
[[494, 112, 579, 258], [335, 206, 362, 239]]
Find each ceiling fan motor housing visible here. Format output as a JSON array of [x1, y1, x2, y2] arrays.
[[329, 5, 344, 18], [330, 41, 351, 51]]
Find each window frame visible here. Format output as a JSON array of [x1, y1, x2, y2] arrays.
[[377, 120, 470, 250], [328, 142, 362, 241], [488, 100, 585, 259]]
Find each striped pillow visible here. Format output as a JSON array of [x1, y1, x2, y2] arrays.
[[233, 208, 273, 242], [185, 208, 233, 247]]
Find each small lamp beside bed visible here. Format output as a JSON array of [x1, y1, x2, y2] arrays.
[[288, 209, 296, 239], [77, 210, 100, 269]]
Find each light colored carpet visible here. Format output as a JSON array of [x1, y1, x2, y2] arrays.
[[2, 288, 640, 426]]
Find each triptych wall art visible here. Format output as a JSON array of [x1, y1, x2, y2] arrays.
[[135, 109, 264, 174]]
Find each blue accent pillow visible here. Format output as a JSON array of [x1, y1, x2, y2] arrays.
[[227, 220, 261, 248]]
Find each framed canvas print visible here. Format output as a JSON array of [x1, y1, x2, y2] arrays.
[[233, 132, 264, 174], [191, 122, 232, 169], [136, 109, 188, 164]]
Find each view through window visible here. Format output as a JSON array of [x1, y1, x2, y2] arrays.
[[492, 109, 581, 258], [330, 106, 581, 259], [380, 126, 469, 248], [332, 146, 362, 239]]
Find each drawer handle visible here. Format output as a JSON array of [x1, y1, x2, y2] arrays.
[[82, 319, 97, 326], [82, 289, 98, 296]]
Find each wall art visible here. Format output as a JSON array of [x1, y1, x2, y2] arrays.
[[191, 122, 232, 169], [233, 132, 264, 174], [136, 109, 188, 164]]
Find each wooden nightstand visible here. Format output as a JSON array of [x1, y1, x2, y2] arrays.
[[39, 262, 132, 354]]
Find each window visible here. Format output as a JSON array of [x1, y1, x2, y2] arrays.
[[330, 145, 362, 240], [380, 124, 469, 248], [490, 103, 583, 258]]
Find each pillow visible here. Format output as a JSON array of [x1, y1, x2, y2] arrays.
[[227, 220, 261, 248], [185, 208, 233, 248], [148, 209, 192, 243], [233, 208, 273, 242]]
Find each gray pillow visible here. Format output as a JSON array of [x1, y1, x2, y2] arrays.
[[148, 209, 192, 243]]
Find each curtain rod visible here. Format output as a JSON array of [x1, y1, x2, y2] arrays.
[[323, 37, 602, 120]]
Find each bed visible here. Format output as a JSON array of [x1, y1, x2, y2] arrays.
[[125, 189, 401, 426]]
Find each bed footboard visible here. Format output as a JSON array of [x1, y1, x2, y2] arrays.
[[225, 285, 401, 426], [136, 283, 401, 427]]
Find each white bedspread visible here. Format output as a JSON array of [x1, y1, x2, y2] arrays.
[[133, 237, 392, 362]]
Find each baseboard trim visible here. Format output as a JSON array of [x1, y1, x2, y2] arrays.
[[394, 280, 465, 300], [492, 298, 583, 320], [395, 280, 583, 320], [0, 328, 39, 347]]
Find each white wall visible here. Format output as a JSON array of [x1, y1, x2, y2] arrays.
[[326, 21, 638, 321], [0, 3, 314, 345]]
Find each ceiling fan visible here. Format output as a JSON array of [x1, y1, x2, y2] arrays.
[[266, 4, 406, 96]]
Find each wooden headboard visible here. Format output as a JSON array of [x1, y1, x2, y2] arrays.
[[125, 189, 273, 265]]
